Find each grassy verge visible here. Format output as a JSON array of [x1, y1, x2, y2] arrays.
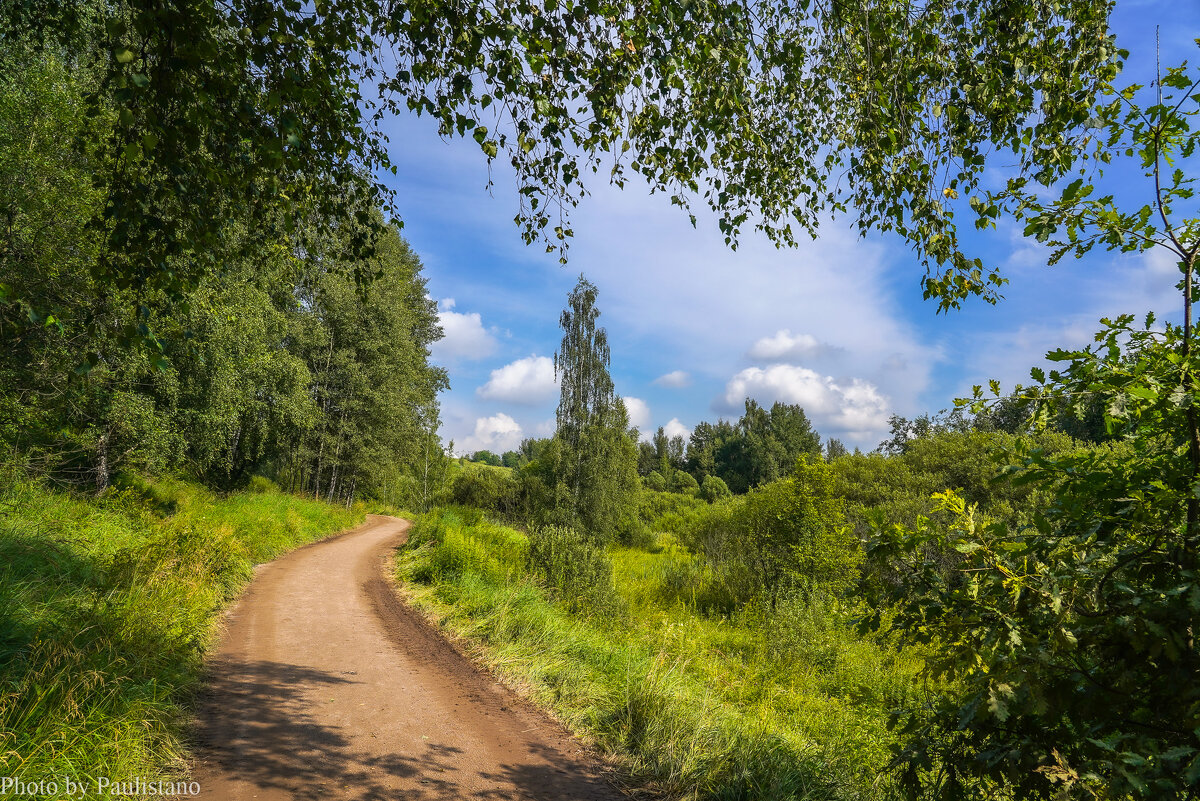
[[395, 507, 923, 800], [0, 468, 363, 791]]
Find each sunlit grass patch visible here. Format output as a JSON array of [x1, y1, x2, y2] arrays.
[[397, 508, 925, 800], [0, 469, 362, 790]]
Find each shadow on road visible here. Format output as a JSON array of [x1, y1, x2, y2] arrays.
[[189, 657, 615, 801], [191, 657, 463, 800]]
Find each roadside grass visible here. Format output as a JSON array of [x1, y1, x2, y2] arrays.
[[396, 508, 923, 800], [0, 467, 362, 791]]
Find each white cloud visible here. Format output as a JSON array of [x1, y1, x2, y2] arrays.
[[477, 355, 558, 404], [623, 396, 651, 432], [663, 418, 691, 441], [547, 187, 936, 426], [430, 301, 498, 362], [461, 413, 523, 453], [720, 364, 891, 442], [746, 330, 822, 362], [383, 114, 937, 438], [653, 370, 692, 388]]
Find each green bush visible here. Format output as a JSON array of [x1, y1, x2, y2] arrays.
[[247, 474, 279, 494], [668, 470, 699, 495], [681, 457, 861, 608], [637, 489, 707, 534], [526, 525, 624, 618], [677, 502, 761, 610], [831, 430, 1075, 596], [617, 518, 656, 550], [448, 464, 521, 519], [699, 474, 732, 503], [643, 470, 667, 492]]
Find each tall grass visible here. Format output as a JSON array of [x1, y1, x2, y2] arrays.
[[396, 509, 925, 800], [0, 467, 362, 791]]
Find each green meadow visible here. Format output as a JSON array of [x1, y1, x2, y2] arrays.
[[396, 506, 924, 800]]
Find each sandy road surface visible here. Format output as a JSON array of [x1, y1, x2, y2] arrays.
[[187, 514, 623, 801]]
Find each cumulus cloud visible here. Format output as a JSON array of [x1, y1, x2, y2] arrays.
[[623, 396, 651, 432], [429, 298, 498, 362], [652, 370, 692, 388], [746, 330, 822, 362], [663, 418, 691, 441], [461, 413, 523, 453], [384, 117, 937, 440], [719, 364, 890, 440], [477, 355, 558, 404]]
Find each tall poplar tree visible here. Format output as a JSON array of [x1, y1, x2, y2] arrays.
[[555, 277, 614, 458], [553, 276, 638, 538]]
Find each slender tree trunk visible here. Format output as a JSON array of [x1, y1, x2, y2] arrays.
[[312, 336, 336, 499], [95, 429, 110, 494], [421, 437, 431, 512], [228, 425, 242, 483], [326, 406, 348, 503]]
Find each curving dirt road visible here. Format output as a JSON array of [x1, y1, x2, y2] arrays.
[[187, 515, 624, 801]]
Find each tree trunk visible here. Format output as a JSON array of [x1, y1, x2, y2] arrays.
[[95, 429, 110, 494]]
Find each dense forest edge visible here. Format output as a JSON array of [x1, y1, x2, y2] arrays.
[[4, 1, 1200, 800], [2, 19, 446, 793]]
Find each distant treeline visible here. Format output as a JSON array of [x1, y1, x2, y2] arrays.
[[465, 389, 1110, 503]]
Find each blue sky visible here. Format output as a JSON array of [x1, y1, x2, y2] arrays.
[[378, 3, 1200, 455]]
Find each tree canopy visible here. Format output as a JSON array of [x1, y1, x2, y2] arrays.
[[685, 400, 823, 493], [5, 0, 1121, 318]]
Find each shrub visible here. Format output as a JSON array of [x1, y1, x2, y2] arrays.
[[617, 517, 656, 550], [668, 470, 699, 495], [448, 465, 520, 520], [637, 489, 707, 534], [699, 474, 732, 503], [680, 457, 861, 608], [526, 525, 624, 618], [643, 470, 667, 492], [247, 475, 279, 494]]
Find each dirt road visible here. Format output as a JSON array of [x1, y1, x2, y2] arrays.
[[188, 515, 623, 801]]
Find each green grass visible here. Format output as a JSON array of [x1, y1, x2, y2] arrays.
[[637, 489, 711, 537], [0, 467, 362, 792], [396, 510, 924, 800]]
